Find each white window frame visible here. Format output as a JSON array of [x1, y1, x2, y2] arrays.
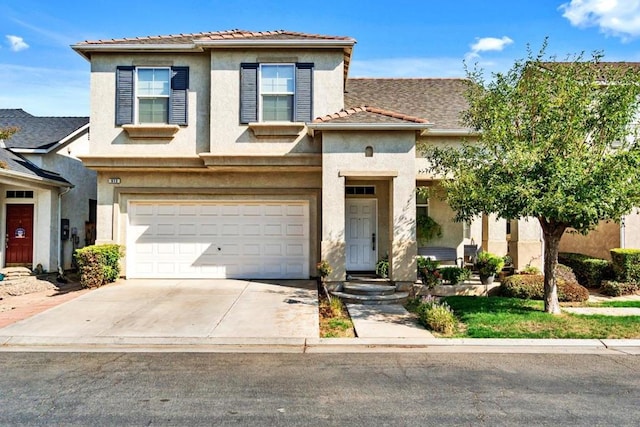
[[135, 67, 171, 124], [259, 63, 295, 122]]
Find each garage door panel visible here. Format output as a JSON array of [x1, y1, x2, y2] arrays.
[[128, 201, 309, 279]]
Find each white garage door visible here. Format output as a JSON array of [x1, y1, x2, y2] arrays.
[[127, 201, 309, 279]]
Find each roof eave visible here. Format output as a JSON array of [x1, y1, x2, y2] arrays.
[[424, 128, 480, 136], [307, 122, 433, 137], [71, 43, 201, 60], [0, 168, 72, 188]]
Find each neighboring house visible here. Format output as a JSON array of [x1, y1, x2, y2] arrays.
[[71, 29, 589, 284], [0, 109, 96, 272]]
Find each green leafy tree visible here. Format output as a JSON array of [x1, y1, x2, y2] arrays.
[[423, 45, 640, 313]]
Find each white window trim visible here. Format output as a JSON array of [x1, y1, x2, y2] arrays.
[[259, 63, 295, 122], [135, 67, 171, 124]]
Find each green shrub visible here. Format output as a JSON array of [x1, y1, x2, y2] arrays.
[[376, 257, 389, 278], [420, 303, 457, 335], [474, 251, 505, 276], [413, 296, 456, 335], [558, 252, 613, 288], [439, 267, 471, 285], [499, 274, 589, 302], [75, 244, 123, 288], [600, 280, 640, 297], [610, 248, 640, 283]]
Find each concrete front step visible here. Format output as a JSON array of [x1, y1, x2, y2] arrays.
[[330, 290, 409, 305], [342, 283, 396, 296]]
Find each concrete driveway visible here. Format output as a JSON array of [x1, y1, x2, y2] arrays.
[[0, 279, 318, 348]]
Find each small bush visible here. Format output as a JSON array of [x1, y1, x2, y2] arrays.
[[414, 296, 457, 335], [75, 244, 123, 288], [376, 257, 389, 278], [558, 252, 613, 288], [500, 274, 589, 302], [439, 267, 471, 285], [600, 280, 640, 297], [555, 264, 578, 283], [420, 303, 457, 335], [610, 248, 640, 283]]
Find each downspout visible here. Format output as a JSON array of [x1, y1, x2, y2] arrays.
[[58, 186, 72, 272]]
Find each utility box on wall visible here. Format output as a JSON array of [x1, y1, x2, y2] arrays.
[[61, 218, 70, 241]]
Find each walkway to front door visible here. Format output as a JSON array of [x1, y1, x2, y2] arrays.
[[345, 199, 377, 271]]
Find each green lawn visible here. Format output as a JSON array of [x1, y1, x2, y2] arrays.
[[587, 300, 640, 308], [441, 296, 640, 339]]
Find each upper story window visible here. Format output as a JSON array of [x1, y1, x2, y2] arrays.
[[260, 64, 294, 121], [240, 62, 313, 124], [115, 66, 189, 127], [136, 68, 170, 123]]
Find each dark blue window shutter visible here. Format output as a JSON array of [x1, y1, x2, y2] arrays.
[[169, 66, 189, 125], [294, 63, 313, 122], [240, 63, 259, 124], [115, 66, 134, 125]]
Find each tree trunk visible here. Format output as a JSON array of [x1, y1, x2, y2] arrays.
[[538, 218, 567, 315]]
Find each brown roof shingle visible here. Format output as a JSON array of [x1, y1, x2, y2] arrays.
[[345, 78, 470, 129], [76, 29, 354, 46], [313, 106, 429, 124]]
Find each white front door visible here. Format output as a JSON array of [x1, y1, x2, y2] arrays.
[[345, 199, 377, 271]]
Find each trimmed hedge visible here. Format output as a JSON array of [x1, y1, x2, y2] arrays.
[[610, 248, 640, 283], [600, 280, 640, 297], [75, 244, 123, 288], [558, 252, 613, 288], [499, 273, 589, 302]]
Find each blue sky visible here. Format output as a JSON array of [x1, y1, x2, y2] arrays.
[[2, 0, 640, 116]]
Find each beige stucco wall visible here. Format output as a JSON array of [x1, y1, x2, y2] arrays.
[[87, 49, 344, 159], [559, 221, 621, 260], [321, 130, 417, 283], [623, 209, 640, 250], [88, 53, 211, 156], [208, 49, 344, 154], [509, 218, 543, 271]]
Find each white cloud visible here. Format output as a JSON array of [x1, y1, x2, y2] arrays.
[[560, 0, 640, 40], [6, 35, 29, 52], [465, 36, 513, 61]]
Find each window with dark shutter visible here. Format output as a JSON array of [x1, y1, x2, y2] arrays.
[[239, 62, 314, 124], [115, 65, 189, 126]]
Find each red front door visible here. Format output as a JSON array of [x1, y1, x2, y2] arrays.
[[5, 204, 34, 266]]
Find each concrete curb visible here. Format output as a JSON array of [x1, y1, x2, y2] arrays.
[[1, 335, 638, 354]]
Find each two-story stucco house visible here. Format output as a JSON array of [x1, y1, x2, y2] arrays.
[[72, 29, 556, 286], [0, 109, 96, 272]]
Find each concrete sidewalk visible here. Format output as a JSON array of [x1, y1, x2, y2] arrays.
[[0, 279, 639, 354]]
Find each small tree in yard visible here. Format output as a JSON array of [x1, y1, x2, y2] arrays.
[[423, 44, 640, 314]]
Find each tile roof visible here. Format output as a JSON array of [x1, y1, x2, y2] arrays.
[[75, 29, 354, 46], [313, 106, 430, 124], [344, 78, 471, 129], [0, 148, 70, 185], [0, 110, 89, 150]]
